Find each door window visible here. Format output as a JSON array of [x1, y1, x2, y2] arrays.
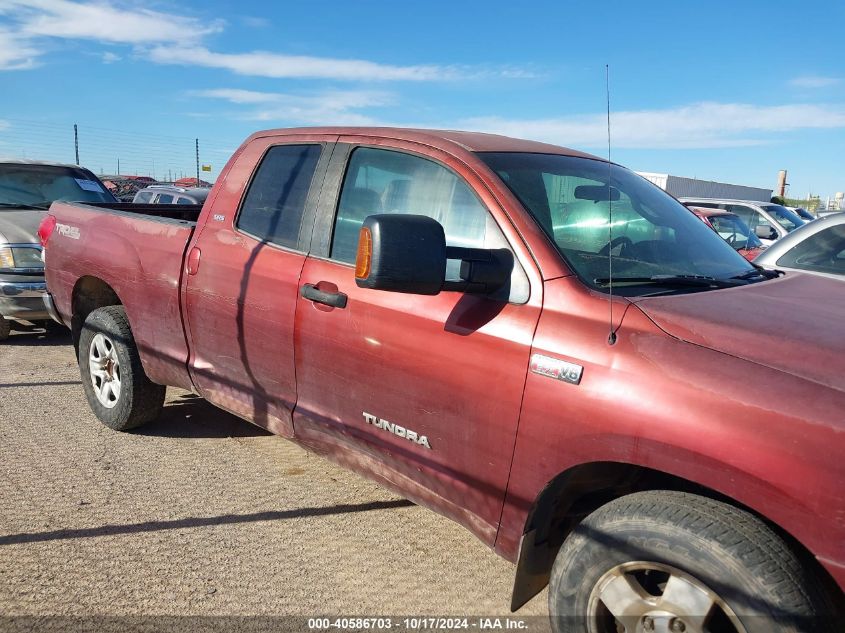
[[776, 224, 845, 275], [236, 144, 322, 249], [330, 147, 528, 302], [156, 194, 174, 204], [135, 191, 153, 203]]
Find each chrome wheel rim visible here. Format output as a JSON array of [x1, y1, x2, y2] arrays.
[[587, 562, 746, 633], [89, 333, 121, 408]]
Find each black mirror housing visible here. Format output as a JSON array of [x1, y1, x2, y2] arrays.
[[355, 214, 447, 295]]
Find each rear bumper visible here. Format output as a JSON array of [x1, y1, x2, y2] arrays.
[[0, 280, 51, 321]]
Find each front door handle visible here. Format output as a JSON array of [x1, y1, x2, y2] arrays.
[[300, 284, 348, 309]]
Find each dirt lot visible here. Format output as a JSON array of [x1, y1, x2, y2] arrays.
[[0, 324, 547, 631]]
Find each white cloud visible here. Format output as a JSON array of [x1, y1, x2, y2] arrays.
[[6, 0, 222, 44], [149, 45, 465, 81], [0, 27, 39, 70], [461, 102, 845, 149], [789, 75, 841, 89], [193, 88, 395, 126], [101, 51, 120, 63], [0, 1, 526, 81]]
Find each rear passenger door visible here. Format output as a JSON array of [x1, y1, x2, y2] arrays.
[[292, 141, 542, 542], [183, 135, 335, 437]]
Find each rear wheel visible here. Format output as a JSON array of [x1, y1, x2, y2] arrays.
[[549, 491, 834, 633], [78, 306, 165, 431]]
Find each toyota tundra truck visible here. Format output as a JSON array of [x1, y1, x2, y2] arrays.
[[41, 128, 844, 632]]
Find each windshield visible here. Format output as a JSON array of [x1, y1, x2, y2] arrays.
[[761, 204, 804, 231], [793, 207, 815, 221], [478, 153, 756, 294], [708, 213, 763, 250], [0, 164, 116, 208]]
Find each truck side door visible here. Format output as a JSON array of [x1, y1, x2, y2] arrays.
[[292, 140, 543, 543], [183, 135, 335, 437]]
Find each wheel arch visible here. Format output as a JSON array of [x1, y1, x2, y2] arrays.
[[510, 460, 843, 612], [71, 276, 122, 351]]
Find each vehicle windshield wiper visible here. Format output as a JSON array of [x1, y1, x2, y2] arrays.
[[0, 202, 51, 210], [730, 267, 782, 281], [594, 274, 742, 289]]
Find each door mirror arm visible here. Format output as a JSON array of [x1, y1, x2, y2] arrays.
[[443, 246, 513, 294]]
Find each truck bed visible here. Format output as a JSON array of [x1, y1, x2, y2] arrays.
[[45, 201, 198, 390], [83, 201, 203, 223]]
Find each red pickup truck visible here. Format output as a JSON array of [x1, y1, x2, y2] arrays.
[[41, 128, 843, 632]]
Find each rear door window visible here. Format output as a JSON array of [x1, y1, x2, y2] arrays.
[[135, 191, 153, 203], [236, 144, 322, 249], [156, 194, 174, 204]]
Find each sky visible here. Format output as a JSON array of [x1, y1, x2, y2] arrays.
[[1, 0, 843, 199]]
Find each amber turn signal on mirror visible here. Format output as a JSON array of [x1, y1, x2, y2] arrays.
[[355, 226, 372, 280]]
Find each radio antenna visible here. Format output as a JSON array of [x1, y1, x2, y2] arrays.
[[605, 64, 617, 346]]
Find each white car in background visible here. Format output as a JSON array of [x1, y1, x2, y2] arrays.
[[679, 198, 805, 245], [754, 213, 845, 281]]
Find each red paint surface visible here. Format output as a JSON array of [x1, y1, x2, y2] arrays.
[[45, 127, 845, 595]]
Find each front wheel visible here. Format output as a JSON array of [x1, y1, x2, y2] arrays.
[[549, 491, 835, 633], [78, 306, 165, 431], [0, 318, 10, 341]]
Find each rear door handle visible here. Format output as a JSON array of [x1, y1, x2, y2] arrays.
[[300, 284, 348, 309]]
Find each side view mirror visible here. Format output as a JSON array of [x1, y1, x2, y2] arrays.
[[354, 214, 512, 296], [754, 225, 777, 240]]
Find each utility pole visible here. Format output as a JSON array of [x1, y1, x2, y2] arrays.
[[195, 138, 200, 186], [74, 124, 79, 165], [777, 170, 787, 198], [117, 158, 120, 175]]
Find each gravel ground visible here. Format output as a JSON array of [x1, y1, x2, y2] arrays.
[[0, 323, 547, 632]]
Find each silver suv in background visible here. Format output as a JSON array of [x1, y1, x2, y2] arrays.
[[132, 185, 210, 206], [679, 197, 805, 245]]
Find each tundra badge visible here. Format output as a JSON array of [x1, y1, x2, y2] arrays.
[[530, 354, 583, 385], [363, 412, 432, 450]]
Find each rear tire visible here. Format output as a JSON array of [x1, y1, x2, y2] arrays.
[[78, 306, 165, 431], [548, 491, 835, 633], [0, 318, 10, 341]]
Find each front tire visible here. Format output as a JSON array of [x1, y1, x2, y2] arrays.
[[78, 306, 165, 431], [549, 491, 834, 633], [0, 318, 10, 341]]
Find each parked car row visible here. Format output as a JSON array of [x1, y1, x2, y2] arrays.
[[680, 197, 807, 245]]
